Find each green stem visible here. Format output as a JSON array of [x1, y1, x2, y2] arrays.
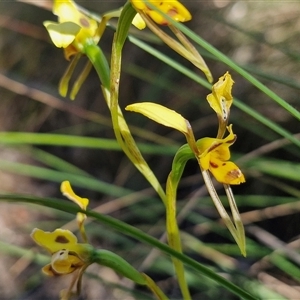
[[166, 174, 191, 300], [164, 144, 195, 299], [108, 2, 167, 204], [92, 249, 146, 285], [83, 37, 167, 203], [59, 53, 82, 97], [70, 60, 93, 100]]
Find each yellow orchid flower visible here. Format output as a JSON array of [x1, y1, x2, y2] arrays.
[[126, 73, 246, 255], [206, 72, 234, 137], [131, 0, 191, 27], [61, 181, 89, 242], [197, 125, 245, 185], [207, 72, 234, 119], [43, 0, 98, 60], [31, 228, 92, 276], [126, 102, 245, 185], [43, 249, 84, 276]]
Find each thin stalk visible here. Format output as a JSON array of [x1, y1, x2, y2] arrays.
[[70, 60, 93, 100], [224, 184, 246, 256], [83, 40, 166, 203], [142, 273, 169, 300], [108, 3, 167, 204], [166, 173, 191, 300], [139, 12, 211, 82], [169, 24, 212, 83], [201, 169, 246, 256], [59, 53, 82, 97]]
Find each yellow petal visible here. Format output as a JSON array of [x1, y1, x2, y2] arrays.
[[51, 250, 74, 274], [31, 228, 92, 261], [206, 72, 234, 121], [53, 0, 98, 38], [132, 13, 146, 30], [126, 102, 189, 135], [61, 180, 89, 210], [131, 0, 146, 10], [197, 125, 236, 162], [148, 0, 191, 25], [51, 250, 83, 274], [209, 159, 245, 185], [199, 150, 211, 170], [31, 228, 78, 254], [42, 264, 56, 276], [53, 0, 81, 24], [43, 21, 80, 48], [197, 137, 217, 155], [211, 126, 236, 161], [131, 0, 191, 25]]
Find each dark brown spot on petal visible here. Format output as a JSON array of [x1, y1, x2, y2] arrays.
[[210, 162, 218, 168], [80, 17, 90, 28], [222, 163, 226, 166], [55, 236, 70, 244]]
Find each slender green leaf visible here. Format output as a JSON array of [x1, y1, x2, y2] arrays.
[[0, 132, 178, 155]]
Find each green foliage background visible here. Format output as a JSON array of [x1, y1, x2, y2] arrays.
[[0, 1, 300, 299]]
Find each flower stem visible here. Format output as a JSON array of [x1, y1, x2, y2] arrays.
[[166, 174, 191, 300], [142, 273, 169, 300], [164, 145, 195, 299], [107, 3, 167, 204], [201, 168, 246, 256]]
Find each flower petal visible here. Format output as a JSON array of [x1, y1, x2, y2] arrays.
[[131, 0, 191, 25], [209, 159, 245, 185], [31, 228, 78, 254], [132, 13, 146, 30], [43, 21, 80, 48], [126, 102, 189, 135], [148, 1, 191, 25], [130, 0, 146, 10], [206, 72, 234, 121], [50, 0, 98, 52], [42, 264, 56, 276], [197, 125, 236, 162], [61, 181, 89, 210], [53, 0, 81, 24], [51, 250, 83, 274]]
